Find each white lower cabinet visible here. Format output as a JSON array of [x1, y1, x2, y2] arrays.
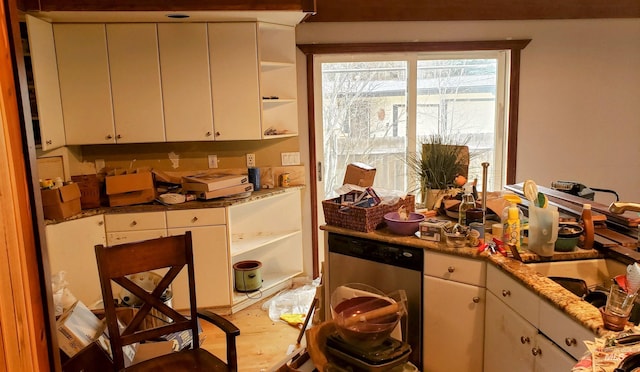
[[228, 189, 303, 312], [104, 211, 167, 246], [484, 265, 578, 372], [45, 214, 106, 308], [423, 251, 486, 372], [166, 208, 230, 309]]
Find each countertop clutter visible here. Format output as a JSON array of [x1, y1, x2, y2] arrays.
[[320, 223, 640, 371]]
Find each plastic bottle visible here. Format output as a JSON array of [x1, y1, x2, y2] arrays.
[[458, 186, 476, 226], [581, 204, 594, 249], [502, 194, 523, 250]]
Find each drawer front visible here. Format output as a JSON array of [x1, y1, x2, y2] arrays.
[[106, 229, 167, 247], [486, 264, 540, 327], [105, 211, 166, 232], [539, 299, 592, 360], [424, 251, 486, 286], [166, 208, 226, 228]]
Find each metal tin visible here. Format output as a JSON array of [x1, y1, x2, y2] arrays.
[[280, 172, 290, 187]]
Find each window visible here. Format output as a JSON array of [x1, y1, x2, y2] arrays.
[[317, 51, 508, 199]]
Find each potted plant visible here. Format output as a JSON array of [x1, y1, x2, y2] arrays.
[[406, 134, 470, 210]]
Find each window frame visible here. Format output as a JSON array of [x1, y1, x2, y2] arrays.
[[298, 39, 531, 277]]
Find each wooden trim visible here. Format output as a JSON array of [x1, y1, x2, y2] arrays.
[[304, 53, 319, 279], [1, 0, 54, 371], [304, 0, 640, 22], [506, 49, 522, 185], [300, 40, 529, 249], [20, 0, 313, 12], [298, 40, 531, 55]]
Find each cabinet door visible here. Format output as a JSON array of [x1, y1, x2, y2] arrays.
[[484, 291, 536, 372], [45, 215, 106, 308], [168, 226, 231, 309], [209, 23, 262, 141], [54, 24, 115, 145], [158, 23, 215, 142], [534, 333, 576, 372], [25, 15, 65, 151], [106, 24, 165, 143], [424, 275, 485, 372]]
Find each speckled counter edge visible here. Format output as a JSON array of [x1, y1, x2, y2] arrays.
[[44, 187, 302, 225], [320, 224, 618, 338]]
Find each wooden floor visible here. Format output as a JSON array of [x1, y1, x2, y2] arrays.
[[200, 296, 303, 371]]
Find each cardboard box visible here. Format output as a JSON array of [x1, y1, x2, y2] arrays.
[[41, 183, 82, 220], [182, 173, 249, 192], [57, 301, 109, 358], [343, 162, 376, 187], [105, 172, 156, 207], [194, 183, 254, 200]]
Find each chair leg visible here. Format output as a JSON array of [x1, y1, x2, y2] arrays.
[[227, 335, 238, 372]]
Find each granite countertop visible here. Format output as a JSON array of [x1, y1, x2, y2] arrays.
[[320, 224, 620, 338], [45, 187, 301, 225]]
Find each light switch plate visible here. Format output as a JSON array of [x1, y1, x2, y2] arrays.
[[281, 152, 301, 166], [208, 155, 218, 168]]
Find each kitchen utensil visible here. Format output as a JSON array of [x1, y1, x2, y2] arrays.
[[481, 162, 489, 220], [523, 179, 538, 206]]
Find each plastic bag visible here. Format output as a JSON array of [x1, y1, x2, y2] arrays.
[[51, 271, 77, 316], [262, 277, 320, 323]]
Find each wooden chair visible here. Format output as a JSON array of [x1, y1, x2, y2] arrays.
[[94, 232, 240, 371]]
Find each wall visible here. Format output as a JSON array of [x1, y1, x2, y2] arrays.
[[295, 19, 640, 204]]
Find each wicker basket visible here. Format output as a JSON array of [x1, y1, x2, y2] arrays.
[[322, 194, 415, 232]]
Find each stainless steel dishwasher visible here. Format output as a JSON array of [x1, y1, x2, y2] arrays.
[[326, 232, 423, 368]]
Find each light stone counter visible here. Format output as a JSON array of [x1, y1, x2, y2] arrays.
[[321, 224, 623, 338]]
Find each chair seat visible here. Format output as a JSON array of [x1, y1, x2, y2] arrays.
[[123, 348, 230, 372]]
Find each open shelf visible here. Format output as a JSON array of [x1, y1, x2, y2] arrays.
[[231, 270, 302, 312], [230, 230, 300, 257]]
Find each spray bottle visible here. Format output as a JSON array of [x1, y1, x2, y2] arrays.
[[502, 195, 523, 251]]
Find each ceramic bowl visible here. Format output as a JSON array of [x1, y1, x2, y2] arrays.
[[384, 212, 425, 235], [555, 224, 584, 252]]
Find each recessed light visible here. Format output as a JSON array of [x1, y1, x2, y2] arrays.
[[166, 14, 190, 19]]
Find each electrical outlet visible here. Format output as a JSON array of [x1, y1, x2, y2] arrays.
[[208, 155, 218, 169], [246, 153, 256, 167]]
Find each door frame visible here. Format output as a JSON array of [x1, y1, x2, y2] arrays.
[[298, 39, 530, 278]]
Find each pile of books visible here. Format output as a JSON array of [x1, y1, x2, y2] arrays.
[[181, 173, 253, 200]]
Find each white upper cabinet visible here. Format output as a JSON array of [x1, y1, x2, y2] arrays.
[[208, 22, 262, 141], [54, 23, 116, 145], [25, 15, 65, 151], [158, 23, 215, 142], [106, 24, 165, 143], [258, 23, 298, 139]]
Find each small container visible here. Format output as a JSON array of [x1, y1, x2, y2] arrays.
[[248, 167, 261, 191], [280, 172, 290, 187], [445, 232, 467, 248]]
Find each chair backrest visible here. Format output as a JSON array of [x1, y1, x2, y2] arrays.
[[95, 232, 199, 369]]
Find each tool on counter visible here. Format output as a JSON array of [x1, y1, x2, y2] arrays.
[[481, 162, 489, 222]]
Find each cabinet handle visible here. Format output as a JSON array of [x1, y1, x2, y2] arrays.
[[531, 347, 542, 356], [116, 134, 122, 139], [191, 216, 198, 223], [106, 134, 113, 139], [565, 337, 577, 346], [502, 289, 511, 297], [472, 296, 480, 303], [520, 336, 530, 344], [46, 140, 52, 145], [215, 131, 221, 136], [98, 220, 104, 226], [130, 220, 137, 227], [447, 266, 455, 273], [206, 131, 212, 137]]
